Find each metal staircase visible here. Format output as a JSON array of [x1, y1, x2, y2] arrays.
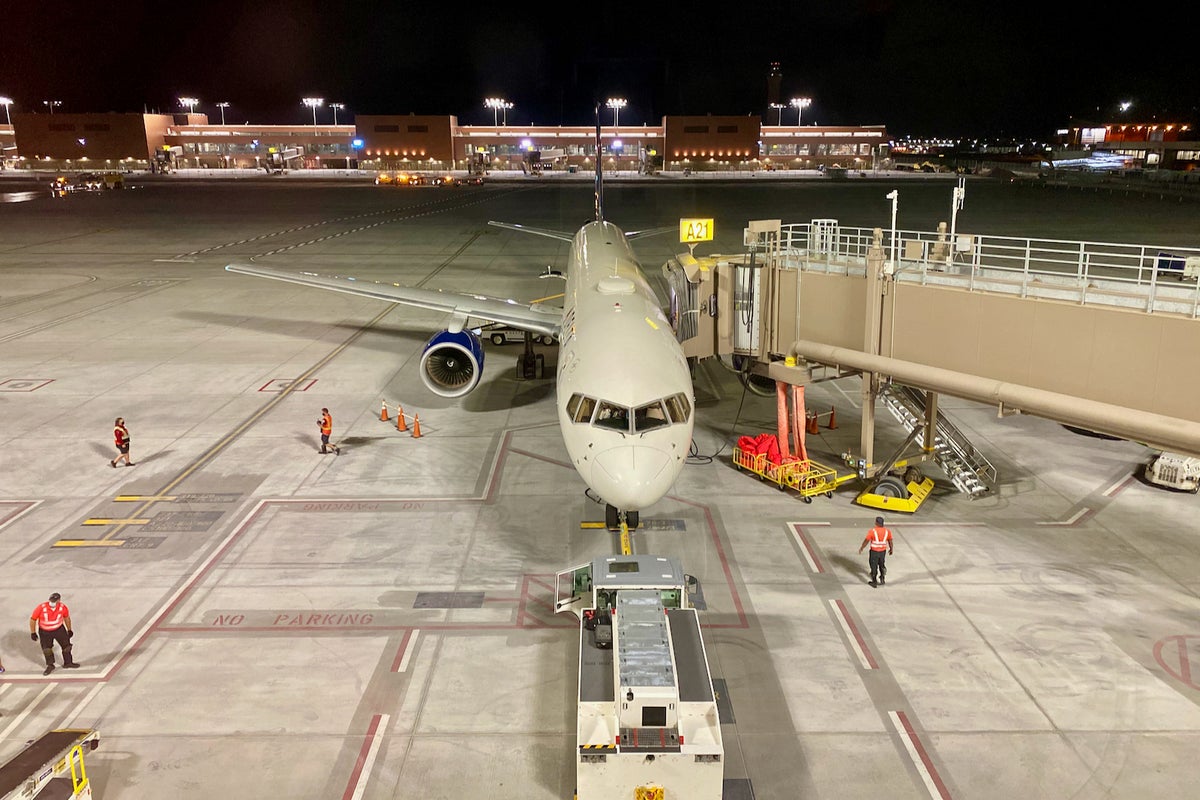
[[880, 384, 997, 497]]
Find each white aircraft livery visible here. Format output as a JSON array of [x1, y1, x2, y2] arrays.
[[227, 115, 694, 529]]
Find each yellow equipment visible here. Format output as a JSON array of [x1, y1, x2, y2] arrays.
[[0, 728, 100, 800]]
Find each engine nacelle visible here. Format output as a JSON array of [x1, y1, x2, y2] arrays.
[[420, 329, 485, 398]]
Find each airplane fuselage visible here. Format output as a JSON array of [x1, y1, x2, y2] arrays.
[[556, 221, 694, 512]]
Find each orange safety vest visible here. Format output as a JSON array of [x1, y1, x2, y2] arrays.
[[867, 526, 893, 551], [32, 601, 70, 630], [320, 413, 332, 436]]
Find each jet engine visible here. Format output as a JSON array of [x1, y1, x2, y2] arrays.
[[420, 329, 485, 397]]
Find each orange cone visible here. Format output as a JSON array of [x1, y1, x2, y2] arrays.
[[380, 399, 390, 422], [411, 413, 422, 438], [806, 412, 819, 435], [396, 405, 408, 432], [827, 406, 838, 430]]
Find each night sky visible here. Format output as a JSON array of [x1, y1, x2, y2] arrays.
[[3, 1, 1194, 139]]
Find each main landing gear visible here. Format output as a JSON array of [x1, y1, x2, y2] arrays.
[[604, 504, 639, 532]]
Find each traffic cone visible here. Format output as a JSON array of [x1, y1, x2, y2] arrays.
[[806, 412, 819, 435], [412, 413, 422, 439], [827, 406, 838, 430], [396, 405, 408, 432], [380, 399, 390, 422]]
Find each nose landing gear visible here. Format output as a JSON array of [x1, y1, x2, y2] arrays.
[[604, 504, 639, 531]]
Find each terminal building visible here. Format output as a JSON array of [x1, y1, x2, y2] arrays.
[[0, 111, 888, 174]]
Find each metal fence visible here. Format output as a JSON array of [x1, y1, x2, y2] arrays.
[[779, 221, 1200, 317]]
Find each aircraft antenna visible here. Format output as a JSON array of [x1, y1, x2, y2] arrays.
[[594, 103, 605, 223]]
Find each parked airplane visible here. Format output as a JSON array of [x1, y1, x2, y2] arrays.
[[226, 115, 694, 530]]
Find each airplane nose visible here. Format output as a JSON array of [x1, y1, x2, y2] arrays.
[[593, 446, 671, 509]]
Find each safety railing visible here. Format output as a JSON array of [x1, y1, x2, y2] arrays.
[[778, 222, 1200, 317]]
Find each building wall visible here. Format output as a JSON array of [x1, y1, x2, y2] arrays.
[[355, 115, 455, 163], [12, 112, 162, 164], [664, 116, 761, 162]]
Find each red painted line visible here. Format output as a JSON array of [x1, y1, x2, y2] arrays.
[[834, 599, 878, 670], [0, 501, 37, 529], [341, 713, 383, 800], [1104, 474, 1137, 497], [894, 710, 953, 800], [389, 629, 415, 672], [791, 524, 825, 573], [672, 495, 749, 629], [1154, 635, 1199, 690]]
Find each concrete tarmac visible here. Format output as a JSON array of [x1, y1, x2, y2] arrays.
[[0, 176, 1198, 799]]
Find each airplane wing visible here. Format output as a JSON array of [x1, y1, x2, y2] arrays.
[[487, 221, 575, 242], [225, 263, 562, 337]]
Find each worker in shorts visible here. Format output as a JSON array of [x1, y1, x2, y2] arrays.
[[858, 516, 894, 587], [110, 417, 134, 467], [30, 592, 79, 675], [318, 408, 340, 455]]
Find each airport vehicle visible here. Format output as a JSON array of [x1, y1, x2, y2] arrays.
[[73, 172, 104, 191], [227, 113, 694, 529], [0, 728, 100, 799], [1145, 451, 1200, 492], [374, 172, 395, 185], [555, 556, 723, 799], [479, 323, 554, 346]]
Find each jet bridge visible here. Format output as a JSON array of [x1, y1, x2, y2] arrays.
[[665, 192, 1200, 501], [556, 555, 723, 800]]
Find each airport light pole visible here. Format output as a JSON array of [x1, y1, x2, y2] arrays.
[[790, 96, 812, 125], [329, 103, 345, 125], [302, 97, 324, 126], [178, 96, 199, 115], [485, 98, 513, 126], [0, 97, 12, 126], [606, 97, 627, 127], [215, 101, 230, 125], [769, 102, 784, 126], [43, 100, 62, 114]]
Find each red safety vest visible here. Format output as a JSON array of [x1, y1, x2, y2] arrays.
[[320, 413, 332, 435], [114, 425, 128, 447], [32, 601, 70, 630], [867, 526, 893, 552]]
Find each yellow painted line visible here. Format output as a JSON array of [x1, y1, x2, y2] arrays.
[[83, 518, 149, 525], [54, 540, 127, 548], [620, 522, 632, 556], [643, 317, 659, 330], [580, 522, 606, 529], [114, 495, 176, 502]]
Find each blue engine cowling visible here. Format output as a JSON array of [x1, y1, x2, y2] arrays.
[[419, 329, 485, 397]]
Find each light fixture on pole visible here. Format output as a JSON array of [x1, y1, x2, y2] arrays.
[[769, 102, 784, 126], [328, 103, 345, 125], [215, 101, 230, 125], [605, 97, 627, 127], [302, 97, 324, 126], [484, 97, 513, 126], [178, 96, 199, 115], [43, 100, 62, 114], [790, 97, 812, 125], [0, 97, 12, 126]]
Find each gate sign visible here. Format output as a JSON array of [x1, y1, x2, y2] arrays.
[[679, 218, 714, 244]]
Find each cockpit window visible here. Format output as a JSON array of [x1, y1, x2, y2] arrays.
[[593, 401, 630, 432], [664, 393, 692, 424], [634, 401, 670, 432], [568, 394, 597, 423]]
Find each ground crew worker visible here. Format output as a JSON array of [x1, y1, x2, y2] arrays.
[[30, 592, 79, 675], [110, 416, 134, 467], [318, 408, 340, 455], [858, 516, 894, 587]]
